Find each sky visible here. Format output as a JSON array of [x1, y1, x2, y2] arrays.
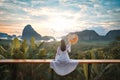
[[0, 0, 120, 38]]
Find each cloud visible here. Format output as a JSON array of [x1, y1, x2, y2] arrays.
[[0, 0, 120, 37], [12, 0, 29, 6], [20, 0, 120, 36], [93, 4, 101, 8], [59, 0, 68, 3]]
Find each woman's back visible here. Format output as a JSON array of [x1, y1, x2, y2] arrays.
[[55, 46, 70, 62], [50, 40, 78, 76]]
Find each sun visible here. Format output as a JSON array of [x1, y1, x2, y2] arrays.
[[49, 16, 74, 32]]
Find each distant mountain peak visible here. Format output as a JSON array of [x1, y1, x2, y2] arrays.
[[24, 24, 34, 31], [105, 29, 120, 40], [25, 24, 32, 28], [66, 29, 120, 41], [22, 24, 41, 40]]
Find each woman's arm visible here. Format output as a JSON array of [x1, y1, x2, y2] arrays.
[[54, 47, 60, 60], [67, 43, 71, 52]]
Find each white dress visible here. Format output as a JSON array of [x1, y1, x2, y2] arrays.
[[50, 44, 78, 76]]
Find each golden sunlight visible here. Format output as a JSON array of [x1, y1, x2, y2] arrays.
[[48, 16, 75, 32]]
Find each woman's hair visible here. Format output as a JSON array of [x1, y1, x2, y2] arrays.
[[60, 39, 66, 51]]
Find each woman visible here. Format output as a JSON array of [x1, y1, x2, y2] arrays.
[[50, 39, 78, 76], [55, 40, 71, 62]]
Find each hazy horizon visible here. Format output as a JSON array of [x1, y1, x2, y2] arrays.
[[0, 0, 120, 38]]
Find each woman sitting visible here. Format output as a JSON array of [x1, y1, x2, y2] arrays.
[[50, 39, 78, 76]]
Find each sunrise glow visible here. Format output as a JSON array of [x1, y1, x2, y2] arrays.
[[0, 0, 120, 37]]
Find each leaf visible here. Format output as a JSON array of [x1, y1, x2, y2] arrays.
[[30, 37, 36, 49], [90, 50, 99, 74], [83, 63, 88, 80], [0, 54, 5, 59], [0, 46, 6, 52], [12, 38, 20, 49], [21, 39, 28, 54], [83, 57, 88, 80]]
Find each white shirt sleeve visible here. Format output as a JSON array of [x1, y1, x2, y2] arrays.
[[67, 44, 71, 52], [55, 47, 60, 58], [57, 47, 60, 54]]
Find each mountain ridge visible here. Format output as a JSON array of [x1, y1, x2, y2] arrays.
[[0, 24, 120, 41], [22, 24, 41, 40], [22, 24, 55, 41], [66, 29, 120, 41]]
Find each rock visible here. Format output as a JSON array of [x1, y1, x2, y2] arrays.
[[22, 24, 41, 40]]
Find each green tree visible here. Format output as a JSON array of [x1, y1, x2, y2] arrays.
[[11, 38, 20, 49], [30, 37, 36, 49]]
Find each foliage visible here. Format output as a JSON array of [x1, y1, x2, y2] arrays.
[[11, 38, 21, 49], [21, 39, 28, 54], [30, 37, 36, 49], [0, 38, 120, 80], [83, 57, 88, 80]]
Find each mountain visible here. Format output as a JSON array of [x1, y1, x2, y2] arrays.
[[0, 32, 8, 39], [66, 30, 101, 41], [66, 30, 120, 41], [22, 24, 55, 41], [22, 24, 41, 40], [41, 36, 55, 41], [75, 30, 100, 41], [1, 24, 120, 41], [105, 30, 120, 40], [0, 32, 8, 37]]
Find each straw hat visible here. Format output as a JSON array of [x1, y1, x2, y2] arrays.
[[67, 34, 78, 44]]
